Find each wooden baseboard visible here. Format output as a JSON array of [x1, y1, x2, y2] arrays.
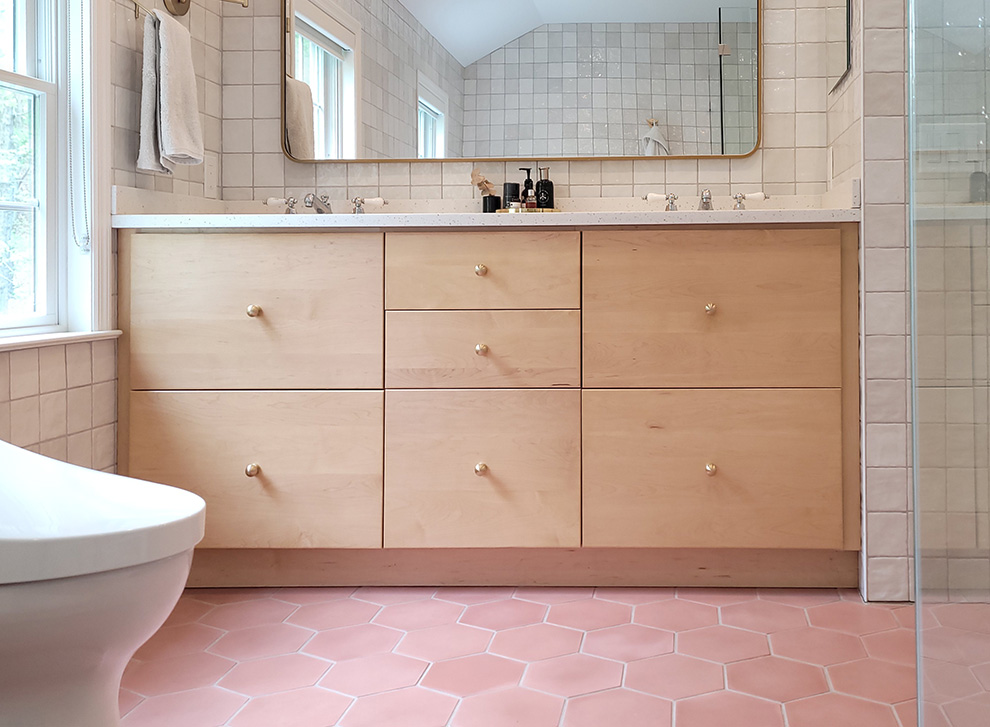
[[187, 548, 860, 588]]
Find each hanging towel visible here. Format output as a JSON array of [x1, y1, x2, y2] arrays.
[[285, 76, 316, 160], [137, 11, 204, 174], [137, 13, 170, 174], [641, 124, 670, 156]]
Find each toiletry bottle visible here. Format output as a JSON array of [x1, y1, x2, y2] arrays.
[[536, 166, 554, 209], [520, 168, 537, 208], [503, 182, 521, 209]]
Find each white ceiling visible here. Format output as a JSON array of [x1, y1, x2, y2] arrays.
[[397, 0, 729, 66]]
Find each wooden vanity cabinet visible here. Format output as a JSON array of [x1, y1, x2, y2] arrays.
[[117, 231, 386, 550]]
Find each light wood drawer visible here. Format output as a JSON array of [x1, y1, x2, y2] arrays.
[[583, 228, 842, 388], [121, 232, 384, 390], [385, 389, 581, 548], [385, 231, 580, 310], [127, 391, 384, 549], [582, 388, 844, 549], [385, 310, 580, 388]]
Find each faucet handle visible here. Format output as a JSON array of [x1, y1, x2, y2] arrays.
[[303, 193, 316, 208], [732, 193, 746, 210], [665, 193, 678, 212]]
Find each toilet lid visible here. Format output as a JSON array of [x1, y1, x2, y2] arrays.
[[0, 440, 205, 584]]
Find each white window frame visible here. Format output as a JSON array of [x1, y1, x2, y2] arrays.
[[417, 71, 447, 159], [288, 0, 362, 159]]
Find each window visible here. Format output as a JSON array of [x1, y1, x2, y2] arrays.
[[417, 73, 447, 159], [295, 19, 345, 159], [0, 0, 58, 332], [290, 0, 360, 159]]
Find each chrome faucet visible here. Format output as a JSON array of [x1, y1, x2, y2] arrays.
[[351, 197, 389, 214], [304, 193, 333, 214], [665, 193, 678, 211], [699, 189, 713, 211]]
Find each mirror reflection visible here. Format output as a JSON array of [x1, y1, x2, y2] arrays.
[[282, 0, 760, 161]]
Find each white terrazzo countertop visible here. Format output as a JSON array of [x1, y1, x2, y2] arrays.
[[111, 208, 860, 230]]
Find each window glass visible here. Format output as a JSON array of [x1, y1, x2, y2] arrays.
[[295, 19, 345, 159], [418, 100, 440, 159]]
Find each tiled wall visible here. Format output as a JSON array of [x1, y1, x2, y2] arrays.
[[221, 0, 464, 202], [110, 0, 223, 198], [0, 340, 118, 472], [859, 0, 912, 602], [462, 22, 745, 159]]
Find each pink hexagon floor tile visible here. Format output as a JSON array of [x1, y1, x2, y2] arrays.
[[676, 588, 759, 607], [726, 656, 828, 703], [320, 653, 429, 696], [372, 598, 464, 630], [272, 587, 356, 605], [720, 599, 809, 633], [198, 597, 298, 631], [785, 692, 900, 727], [522, 653, 623, 697], [208, 623, 313, 661], [514, 587, 596, 604], [929, 603, 990, 633], [118, 688, 143, 717], [829, 658, 917, 704], [451, 687, 564, 727], [769, 627, 867, 666], [806, 600, 900, 636], [395, 623, 493, 661], [593, 587, 676, 605], [421, 653, 525, 696], [286, 599, 380, 631], [546, 597, 632, 631], [434, 586, 517, 605], [922, 657, 985, 700], [133, 622, 224, 661], [941, 691, 990, 727], [351, 586, 436, 605], [460, 598, 548, 631], [634, 598, 719, 632], [218, 653, 331, 696], [921, 701, 952, 727], [624, 653, 723, 700], [162, 596, 214, 626], [677, 689, 785, 727], [488, 623, 583, 662], [562, 688, 672, 727], [581, 623, 674, 661], [862, 627, 917, 666], [227, 687, 352, 727], [972, 661, 990, 690], [677, 624, 770, 663], [921, 626, 990, 666], [340, 687, 458, 727], [892, 605, 915, 628], [757, 589, 841, 607], [120, 686, 246, 727], [121, 651, 236, 697], [303, 624, 402, 661]]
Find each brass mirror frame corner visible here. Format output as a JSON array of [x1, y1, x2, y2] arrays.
[[827, 0, 854, 95], [279, 1, 763, 165], [164, 0, 191, 17]]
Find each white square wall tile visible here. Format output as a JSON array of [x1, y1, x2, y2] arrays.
[[39, 391, 67, 441], [92, 340, 117, 383], [0, 352, 10, 403], [9, 397, 40, 447], [66, 431, 93, 469], [66, 387, 93, 435], [65, 343, 93, 388]]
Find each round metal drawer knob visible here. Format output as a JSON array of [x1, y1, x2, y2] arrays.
[[245, 463, 262, 477], [705, 303, 717, 315], [246, 304, 263, 318], [705, 463, 717, 476], [475, 462, 489, 476], [475, 343, 489, 356], [475, 264, 488, 277]]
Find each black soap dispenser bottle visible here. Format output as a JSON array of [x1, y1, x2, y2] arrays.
[[520, 167, 537, 208], [536, 166, 554, 209]]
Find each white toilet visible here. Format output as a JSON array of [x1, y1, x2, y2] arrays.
[[0, 439, 205, 727]]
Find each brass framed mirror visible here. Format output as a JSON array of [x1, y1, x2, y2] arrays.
[[280, 0, 761, 162]]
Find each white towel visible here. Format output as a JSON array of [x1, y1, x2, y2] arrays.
[[285, 76, 316, 160], [641, 124, 670, 156], [137, 14, 170, 174], [137, 11, 204, 174]]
